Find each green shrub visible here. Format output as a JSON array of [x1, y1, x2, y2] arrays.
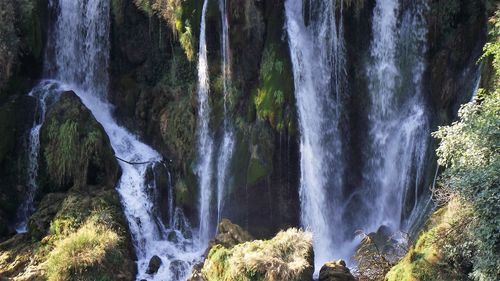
[[428, 10, 500, 280]]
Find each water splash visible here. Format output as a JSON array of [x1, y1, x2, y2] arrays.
[[15, 81, 63, 233]]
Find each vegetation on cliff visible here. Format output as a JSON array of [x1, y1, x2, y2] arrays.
[[0, 92, 134, 280], [386, 9, 500, 281]]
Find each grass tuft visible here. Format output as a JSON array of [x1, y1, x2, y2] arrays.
[[202, 228, 313, 281], [45, 219, 120, 281]]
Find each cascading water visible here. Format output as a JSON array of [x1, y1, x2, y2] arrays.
[[286, 0, 432, 271], [360, 0, 430, 233], [195, 0, 216, 246], [285, 0, 347, 271], [215, 0, 235, 225], [19, 0, 203, 280], [15, 81, 63, 233]]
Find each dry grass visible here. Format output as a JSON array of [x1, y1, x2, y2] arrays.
[[202, 228, 313, 281], [45, 219, 120, 281]]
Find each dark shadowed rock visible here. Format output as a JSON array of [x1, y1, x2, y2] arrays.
[[146, 255, 162, 275]]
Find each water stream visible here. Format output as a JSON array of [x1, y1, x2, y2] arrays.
[[286, 0, 432, 272], [215, 0, 235, 227], [195, 0, 216, 247], [285, 0, 347, 271]]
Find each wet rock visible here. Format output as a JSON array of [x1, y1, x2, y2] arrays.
[[146, 255, 162, 275], [210, 218, 254, 249], [319, 259, 356, 281], [186, 262, 204, 281], [40, 91, 119, 192], [167, 230, 179, 243], [356, 225, 402, 263]]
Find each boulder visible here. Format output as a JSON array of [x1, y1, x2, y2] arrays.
[[356, 225, 402, 263], [146, 255, 162, 275], [0, 90, 136, 280], [319, 259, 356, 281], [199, 228, 313, 281], [211, 218, 254, 249], [40, 91, 119, 192], [186, 262, 204, 281]]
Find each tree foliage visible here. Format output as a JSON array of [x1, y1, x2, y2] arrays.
[[431, 9, 500, 280]]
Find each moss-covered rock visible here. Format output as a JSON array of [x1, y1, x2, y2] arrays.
[[319, 259, 356, 281], [209, 219, 254, 250], [385, 200, 471, 281], [0, 90, 135, 280], [39, 91, 119, 192], [196, 227, 314, 281]]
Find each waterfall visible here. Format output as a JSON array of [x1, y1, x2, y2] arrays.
[[360, 0, 430, 233], [195, 0, 215, 246], [215, 0, 235, 226], [286, 0, 432, 271], [285, 0, 347, 271], [15, 81, 63, 232], [17, 0, 203, 280]]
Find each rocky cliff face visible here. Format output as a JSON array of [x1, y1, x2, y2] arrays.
[[0, 0, 492, 279], [108, 0, 300, 238], [104, 0, 488, 239], [0, 0, 48, 239]]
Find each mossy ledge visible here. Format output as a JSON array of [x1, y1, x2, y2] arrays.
[[0, 91, 135, 280]]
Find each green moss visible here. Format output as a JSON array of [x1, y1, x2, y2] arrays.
[[246, 158, 268, 187], [385, 202, 470, 281], [174, 179, 190, 207], [13, 0, 47, 61], [133, 0, 154, 17], [131, 0, 200, 61], [179, 20, 195, 61], [254, 44, 293, 131]]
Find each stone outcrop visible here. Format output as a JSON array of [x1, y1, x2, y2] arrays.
[[146, 255, 163, 275], [0, 0, 48, 240], [319, 260, 356, 281], [189, 221, 313, 281], [208, 218, 254, 250]]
